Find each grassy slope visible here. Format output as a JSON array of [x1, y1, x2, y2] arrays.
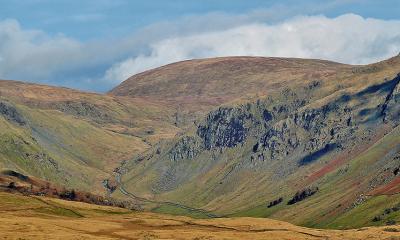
[[0, 56, 380, 195], [1, 191, 399, 240], [315, 125, 400, 229], [231, 125, 400, 228], [114, 56, 354, 193], [1, 56, 400, 230], [109, 57, 352, 121], [116, 55, 400, 227], [0, 80, 180, 193]]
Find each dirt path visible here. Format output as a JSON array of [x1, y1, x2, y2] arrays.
[[114, 171, 219, 218]]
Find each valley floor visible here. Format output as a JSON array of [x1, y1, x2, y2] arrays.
[[1, 192, 400, 240]]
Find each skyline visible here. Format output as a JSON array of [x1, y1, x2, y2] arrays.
[[0, 0, 400, 92]]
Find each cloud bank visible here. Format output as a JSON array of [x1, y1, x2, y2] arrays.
[[0, 13, 400, 91], [105, 14, 400, 83], [0, 19, 82, 79]]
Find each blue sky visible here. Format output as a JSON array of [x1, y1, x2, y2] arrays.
[[1, 0, 399, 40], [0, 0, 399, 92]]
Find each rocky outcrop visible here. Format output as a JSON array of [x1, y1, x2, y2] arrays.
[[102, 179, 117, 194], [261, 119, 300, 161], [259, 102, 349, 165], [382, 74, 400, 123], [158, 72, 393, 173], [123, 71, 400, 207], [0, 101, 26, 125], [55, 101, 112, 123], [24, 152, 60, 172], [169, 85, 355, 168], [197, 107, 250, 149], [169, 136, 202, 161]]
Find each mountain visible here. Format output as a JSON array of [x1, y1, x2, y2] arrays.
[[1, 55, 400, 230], [110, 55, 400, 228], [109, 57, 350, 124], [0, 80, 179, 193]]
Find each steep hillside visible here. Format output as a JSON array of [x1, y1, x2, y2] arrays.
[[114, 55, 400, 228], [109, 57, 352, 124], [2, 55, 400, 230], [0, 191, 399, 239], [0, 80, 179, 193]]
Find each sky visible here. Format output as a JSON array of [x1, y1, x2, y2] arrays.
[[0, 0, 399, 92]]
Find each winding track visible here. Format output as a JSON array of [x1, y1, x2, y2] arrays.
[[114, 172, 219, 218]]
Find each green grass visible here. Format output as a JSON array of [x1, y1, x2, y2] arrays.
[[152, 204, 212, 219], [326, 195, 400, 229], [0, 101, 152, 192], [296, 126, 400, 229]]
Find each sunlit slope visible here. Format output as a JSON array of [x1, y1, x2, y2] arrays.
[[1, 55, 400, 229], [109, 57, 352, 121], [0, 81, 179, 192], [116, 55, 400, 227], [1, 191, 399, 240], [0, 80, 180, 144]]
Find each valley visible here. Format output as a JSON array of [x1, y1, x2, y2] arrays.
[[1, 55, 400, 238]]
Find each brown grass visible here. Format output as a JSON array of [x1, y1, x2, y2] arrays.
[[0, 192, 400, 239]]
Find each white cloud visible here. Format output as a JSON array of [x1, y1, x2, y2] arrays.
[[0, 19, 83, 80], [105, 14, 400, 83], [1, 13, 400, 90], [0, 18, 130, 89]]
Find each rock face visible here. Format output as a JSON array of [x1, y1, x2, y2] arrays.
[[197, 108, 250, 150], [189, 83, 360, 168], [0, 101, 26, 125], [259, 103, 350, 165], [169, 136, 202, 161], [55, 101, 112, 123], [382, 74, 400, 123], [105, 55, 400, 228], [119, 66, 400, 223]]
